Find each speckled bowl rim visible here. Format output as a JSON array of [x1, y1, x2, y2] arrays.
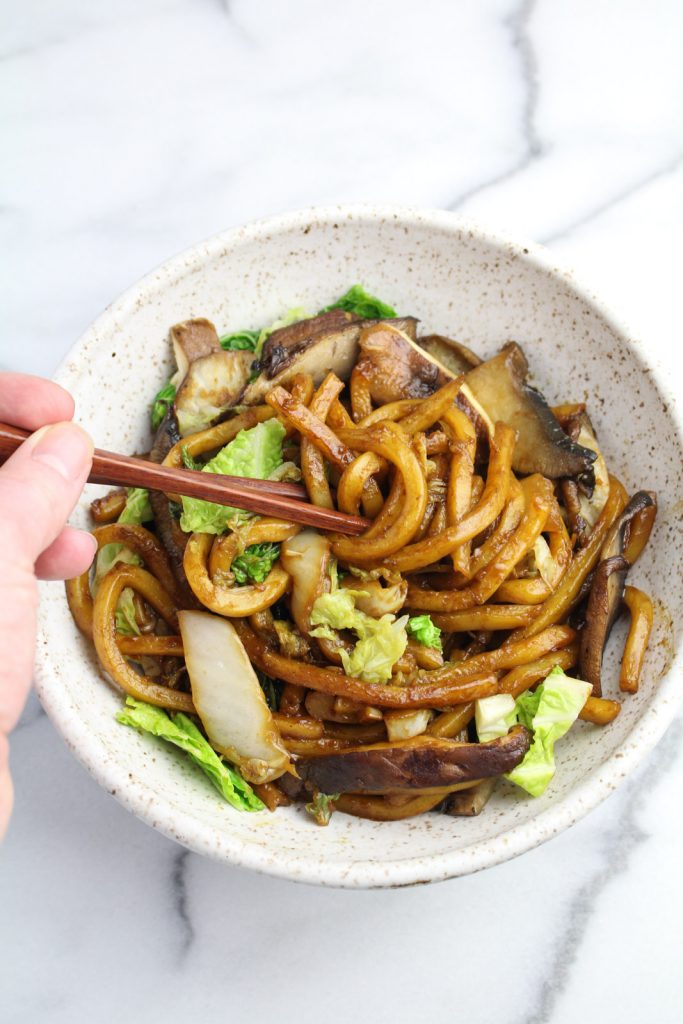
[[34, 204, 683, 888]]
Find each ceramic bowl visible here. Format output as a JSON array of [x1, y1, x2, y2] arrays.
[[34, 206, 683, 888]]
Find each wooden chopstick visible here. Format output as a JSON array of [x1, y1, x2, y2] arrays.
[[0, 421, 371, 536]]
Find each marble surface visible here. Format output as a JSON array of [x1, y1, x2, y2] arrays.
[[2, 1, 683, 1020]]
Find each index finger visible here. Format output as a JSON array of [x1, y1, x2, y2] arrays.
[[0, 373, 75, 430]]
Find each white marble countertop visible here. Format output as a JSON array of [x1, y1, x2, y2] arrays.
[[2, 1, 683, 1021]]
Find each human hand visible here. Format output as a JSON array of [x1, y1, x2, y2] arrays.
[[0, 373, 95, 839]]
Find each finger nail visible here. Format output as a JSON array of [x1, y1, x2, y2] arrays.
[[84, 531, 98, 562], [31, 422, 93, 481]]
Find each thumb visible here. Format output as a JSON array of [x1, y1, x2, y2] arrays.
[[0, 421, 93, 568], [0, 422, 93, 745]]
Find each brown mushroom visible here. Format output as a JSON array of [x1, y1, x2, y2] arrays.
[[578, 491, 657, 694], [417, 334, 482, 375], [175, 349, 252, 436], [295, 725, 530, 794], [560, 478, 590, 547], [167, 317, 253, 436], [601, 490, 656, 568], [362, 326, 490, 463], [337, 323, 492, 455], [443, 777, 497, 816], [568, 412, 609, 520], [261, 310, 419, 378], [462, 343, 597, 478], [276, 771, 306, 802], [256, 317, 490, 449], [579, 555, 629, 696], [257, 309, 356, 378], [170, 317, 222, 380], [355, 322, 449, 404], [242, 315, 419, 404]]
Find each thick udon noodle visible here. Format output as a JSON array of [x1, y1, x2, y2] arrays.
[[65, 366, 655, 822]]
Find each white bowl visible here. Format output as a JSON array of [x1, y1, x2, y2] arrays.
[[35, 206, 683, 888]]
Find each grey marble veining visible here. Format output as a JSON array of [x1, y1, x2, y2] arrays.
[[2, 1, 682, 1021], [541, 151, 683, 246], [449, 0, 543, 210], [520, 720, 683, 1024], [171, 849, 195, 964]]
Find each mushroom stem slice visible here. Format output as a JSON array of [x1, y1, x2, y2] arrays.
[[444, 777, 498, 816], [578, 490, 658, 696], [579, 555, 629, 696]]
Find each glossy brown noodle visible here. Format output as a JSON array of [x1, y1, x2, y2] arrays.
[[93, 563, 195, 712], [620, 585, 653, 694], [69, 341, 657, 824], [184, 519, 298, 616]]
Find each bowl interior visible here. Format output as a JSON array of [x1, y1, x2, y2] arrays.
[[36, 208, 683, 887]]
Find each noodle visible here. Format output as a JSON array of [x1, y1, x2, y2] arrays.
[[234, 619, 498, 708], [337, 452, 384, 517], [579, 696, 621, 725], [510, 475, 629, 641], [184, 521, 296, 617], [334, 791, 462, 820], [301, 373, 344, 509], [349, 364, 374, 422], [384, 422, 515, 572], [117, 635, 184, 657], [68, 302, 657, 826], [432, 605, 539, 631], [272, 714, 324, 739], [65, 522, 179, 636], [405, 475, 552, 611], [427, 703, 475, 739], [620, 585, 654, 693], [92, 564, 194, 712], [440, 406, 477, 573], [397, 378, 465, 435], [331, 423, 428, 562]]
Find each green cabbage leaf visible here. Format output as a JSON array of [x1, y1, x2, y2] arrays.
[[232, 542, 281, 584], [406, 614, 442, 651], [320, 285, 396, 320], [310, 588, 408, 685], [117, 697, 264, 811], [179, 419, 285, 534], [474, 667, 592, 797]]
